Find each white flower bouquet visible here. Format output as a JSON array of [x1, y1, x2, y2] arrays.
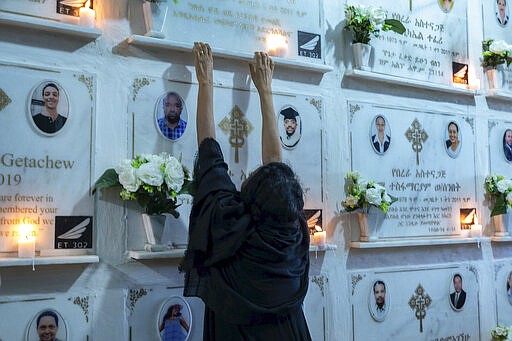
[[344, 4, 406, 44], [94, 153, 191, 217], [485, 174, 512, 216], [491, 325, 510, 340], [481, 38, 512, 69], [341, 171, 396, 213]]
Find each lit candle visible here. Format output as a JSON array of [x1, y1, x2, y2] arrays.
[[266, 33, 288, 58], [471, 215, 482, 238], [313, 225, 326, 248], [18, 224, 36, 258], [79, 1, 95, 28]]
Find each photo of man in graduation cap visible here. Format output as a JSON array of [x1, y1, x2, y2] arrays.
[[278, 106, 302, 149]]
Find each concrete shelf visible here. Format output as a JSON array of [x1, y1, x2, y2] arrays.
[[0, 254, 99, 267], [350, 237, 485, 249], [129, 249, 186, 260], [482, 89, 512, 101]]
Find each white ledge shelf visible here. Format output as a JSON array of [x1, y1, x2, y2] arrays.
[[129, 249, 185, 260], [309, 244, 337, 252], [0, 11, 101, 39], [344, 69, 476, 96], [482, 89, 512, 101], [350, 237, 484, 249], [125, 35, 333, 74], [491, 235, 512, 242], [0, 254, 99, 267]]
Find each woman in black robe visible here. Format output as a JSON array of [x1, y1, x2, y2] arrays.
[[180, 42, 311, 340]]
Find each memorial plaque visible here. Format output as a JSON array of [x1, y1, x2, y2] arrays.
[[347, 0, 468, 86], [0, 62, 94, 252], [349, 101, 477, 239], [0, 0, 87, 24]]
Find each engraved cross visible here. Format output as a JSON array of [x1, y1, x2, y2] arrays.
[[408, 284, 432, 333], [219, 105, 253, 163], [405, 118, 428, 166]]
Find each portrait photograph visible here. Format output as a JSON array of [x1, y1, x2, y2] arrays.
[[26, 308, 67, 341], [157, 296, 192, 341], [507, 271, 512, 305], [495, 0, 509, 26], [278, 106, 302, 149], [445, 121, 462, 159], [449, 273, 467, 311], [155, 91, 189, 141], [369, 115, 391, 155], [368, 279, 389, 322], [28, 80, 69, 136], [503, 129, 512, 162], [439, 0, 454, 12]]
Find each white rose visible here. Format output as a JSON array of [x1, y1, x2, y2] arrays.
[[164, 157, 185, 192], [507, 192, 512, 205], [365, 187, 382, 206], [371, 7, 386, 25], [383, 192, 392, 203], [136, 162, 164, 186], [345, 7, 354, 21], [490, 40, 509, 54], [145, 154, 166, 169], [497, 179, 512, 193], [345, 195, 359, 207], [115, 160, 140, 192]]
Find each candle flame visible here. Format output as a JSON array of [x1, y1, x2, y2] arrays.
[[18, 224, 35, 241], [461, 209, 475, 224], [85, 0, 91, 9], [314, 225, 323, 232], [473, 214, 479, 225], [266, 33, 287, 52]]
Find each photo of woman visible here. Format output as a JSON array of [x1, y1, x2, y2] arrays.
[[26, 309, 67, 341], [496, 0, 509, 26], [445, 121, 461, 158], [157, 296, 192, 341], [29, 81, 69, 135], [369, 115, 391, 155], [439, 0, 454, 13]]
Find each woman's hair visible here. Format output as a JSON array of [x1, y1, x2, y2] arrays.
[[241, 162, 304, 224], [163, 304, 182, 321], [448, 121, 458, 133], [37, 310, 59, 328], [42, 83, 59, 96]]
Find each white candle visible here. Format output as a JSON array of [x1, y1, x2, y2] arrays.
[[471, 224, 482, 238], [314, 231, 326, 248], [267, 34, 288, 58], [18, 224, 36, 258], [79, 1, 95, 28]]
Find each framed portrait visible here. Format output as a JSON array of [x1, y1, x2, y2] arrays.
[[439, 0, 454, 13], [157, 296, 192, 341], [495, 0, 510, 26], [449, 273, 466, 311], [368, 279, 388, 322], [277, 105, 302, 149], [154, 91, 189, 141], [503, 129, 512, 162], [507, 271, 512, 305], [445, 121, 462, 159], [369, 115, 391, 155], [26, 308, 68, 341], [28, 80, 70, 136]]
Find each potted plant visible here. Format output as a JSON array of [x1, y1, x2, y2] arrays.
[[94, 152, 191, 248], [481, 38, 512, 90], [484, 174, 512, 237], [143, 0, 178, 39], [340, 171, 396, 242], [491, 325, 510, 341], [344, 4, 406, 70]]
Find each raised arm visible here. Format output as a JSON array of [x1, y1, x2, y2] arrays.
[[193, 42, 215, 146], [249, 52, 282, 164]]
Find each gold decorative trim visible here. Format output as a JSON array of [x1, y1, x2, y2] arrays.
[[312, 275, 328, 297], [128, 288, 152, 314], [349, 103, 361, 123], [75, 74, 94, 101], [351, 274, 364, 295], [464, 117, 475, 135], [495, 263, 505, 280], [132, 78, 154, 101], [405, 118, 428, 166], [488, 120, 499, 135], [69, 296, 90, 323], [468, 266, 478, 284], [408, 284, 431, 333], [308, 98, 322, 115], [0, 88, 12, 112], [218, 105, 253, 163]]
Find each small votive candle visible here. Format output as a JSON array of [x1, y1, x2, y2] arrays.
[[79, 1, 95, 28], [18, 224, 36, 258], [266, 34, 288, 58], [314, 231, 326, 248], [470, 224, 482, 238]]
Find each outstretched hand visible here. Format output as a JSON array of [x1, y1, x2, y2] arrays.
[[249, 52, 274, 94], [193, 42, 213, 85]]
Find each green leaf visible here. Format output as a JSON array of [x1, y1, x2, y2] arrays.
[[491, 195, 508, 216], [93, 168, 120, 194], [383, 19, 406, 34]]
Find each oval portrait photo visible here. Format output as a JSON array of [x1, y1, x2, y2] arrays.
[[507, 271, 512, 305], [278, 106, 302, 149], [503, 128, 512, 162], [155, 91, 188, 141], [370, 115, 391, 155], [496, 0, 509, 26], [439, 0, 454, 13], [449, 273, 467, 311], [26, 309, 67, 341], [368, 279, 389, 322], [157, 296, 192, 341], [29, 81, 69, 136], [445, 121, 462, 158]]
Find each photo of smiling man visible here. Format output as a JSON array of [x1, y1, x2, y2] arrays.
[[278, 106, 302, 149]]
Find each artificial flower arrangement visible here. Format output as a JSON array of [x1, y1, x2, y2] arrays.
[[491, 325, 510, 340], [481, 39, 512, 69], [344, 4, 406, 44], [93, 153, 191, 218], [341, 171, 396, 213], [484, 174, 512, 216]]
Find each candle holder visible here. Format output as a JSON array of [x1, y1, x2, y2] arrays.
[[18, 224, 36, 258], [79, 1, 95, 28]]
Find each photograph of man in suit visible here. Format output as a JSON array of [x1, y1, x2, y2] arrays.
[[278, 106, 301, 149], [371, 115, 391, 155], [503, 129, 512, 162], [370, 280, 387, 321], [449, 273, 466, 310]]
